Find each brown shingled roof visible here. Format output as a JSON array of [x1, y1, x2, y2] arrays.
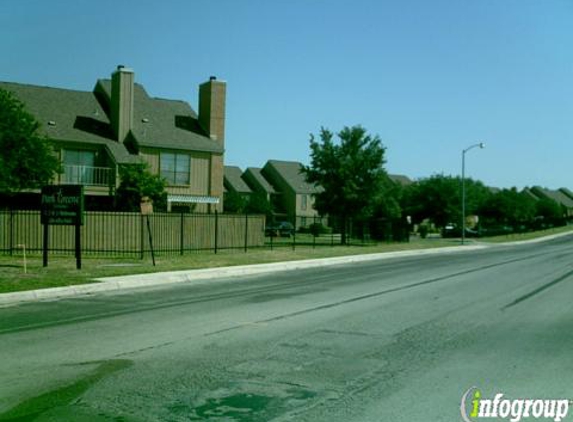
[[388, 174, 412, 186], [531, 186, 573, 209], [224, 166, 252, 194], [264, 160, 322, 194], [243, 167, 277, 194], [0, 75, 223, 165], [96, 80, 223, 154], [0, 81, 138, 164]]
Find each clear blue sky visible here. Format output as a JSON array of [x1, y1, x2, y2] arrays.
[[2, 0, 572, 189]]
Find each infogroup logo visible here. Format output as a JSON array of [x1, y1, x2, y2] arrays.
[[460, 387, 570, 422]]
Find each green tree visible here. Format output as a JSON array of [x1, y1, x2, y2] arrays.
[[224, 191, 248, 213], [373, 175, 403, 220], [479, 188, 536, 230], [535, 197, 564, 226], [0, 88, 61, 195], [224, 192, 272, 219], [302, 125, 389, 244], [402, 174, 491, 229], [115, 163, 167, 212], [245, 192, 273, 219]]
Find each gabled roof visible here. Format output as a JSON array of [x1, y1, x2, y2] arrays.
[[549, 190, 573, 208], [388, 174, 412, 186], [559, 188, 573, 201], [243, 167, 276, 194], [0, 81, 138, 164], [0, 75, 223, 165], [264, 160, 322, 194], [224, 166, 252, 194], [531, 186, 573, 209], [96, 80, 222, 154], [522, 188, 539, 201]]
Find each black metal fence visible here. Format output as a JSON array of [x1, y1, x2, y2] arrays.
[[0, 211, 410, 257], [264, 215, 410, 249]]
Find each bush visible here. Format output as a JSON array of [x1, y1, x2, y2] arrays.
[[309, 223, 332, 236]]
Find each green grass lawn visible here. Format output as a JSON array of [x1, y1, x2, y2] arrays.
[[0, 239, 454, 294], [478, 224, 573, 243], [1, 225, 572, 294]]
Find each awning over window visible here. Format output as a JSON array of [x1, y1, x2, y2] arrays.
[[167, 194, 220, 205]]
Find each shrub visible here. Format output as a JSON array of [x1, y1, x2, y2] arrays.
[[418, 224, 429, 239], [309, 223, 332, 236]]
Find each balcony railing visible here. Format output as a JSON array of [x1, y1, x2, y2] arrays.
[[62, 165, 114, 187]]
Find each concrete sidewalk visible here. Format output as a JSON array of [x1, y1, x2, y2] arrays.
[[1, 230, 571, 307]]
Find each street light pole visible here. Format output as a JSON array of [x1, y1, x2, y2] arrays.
[[461, 142, 485, 245]]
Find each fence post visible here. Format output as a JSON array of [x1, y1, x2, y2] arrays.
[[9, 208, 14, 256], [140, 214, 144, 260], [180, 212, 184, 256], [313, 216, 316, 249], [331, 226, 334, 247], [42, 223, 48, 267], [214, 210, 218, 254], [146, 215, 156, 266], [292, 219, 296, 251], [244, 213, 248, 253]]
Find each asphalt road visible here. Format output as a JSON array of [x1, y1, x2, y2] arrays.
[[1, 236, 573, 421]]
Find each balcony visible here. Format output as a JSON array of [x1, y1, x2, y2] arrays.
[[62, 165, 114, 187]]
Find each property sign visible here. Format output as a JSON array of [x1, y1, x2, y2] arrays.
[[140, 196, 154, 215], [41, 185, 84, 225]]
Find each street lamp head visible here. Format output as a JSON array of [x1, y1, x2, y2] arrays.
[[463, 142, 486, 154]]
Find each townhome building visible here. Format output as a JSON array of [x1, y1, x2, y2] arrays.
[[223, 166, 252, 199], [260, 160, 321, 228], [0, 66, 226, 212]]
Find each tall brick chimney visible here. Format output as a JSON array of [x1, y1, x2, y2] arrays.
[[111, 65, 134, 143], [199, 76, 226, 146]]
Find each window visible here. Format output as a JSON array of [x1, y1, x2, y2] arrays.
[[63, 150, 95, 184], [161, 152, 190, 185], [301, 194, 308, 210]]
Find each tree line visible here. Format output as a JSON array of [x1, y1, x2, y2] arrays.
[[303, 125, 568, 242]]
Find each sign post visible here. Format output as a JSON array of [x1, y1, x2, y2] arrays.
[[140, 197, 155, 266], [41, 185, 84, 269], [43, 223, 49, 268]]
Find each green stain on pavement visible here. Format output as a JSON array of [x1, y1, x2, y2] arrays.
[[191, 393, 273, 421], [0, 359, 133, 421], [176, 388, 318, 421]]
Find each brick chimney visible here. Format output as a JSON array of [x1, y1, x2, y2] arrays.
[[111, 65, 134, 142], [199, 76, 226, 146]]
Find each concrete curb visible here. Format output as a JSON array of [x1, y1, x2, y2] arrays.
[[0, 244, 487, 307], [2, 230, 571, 307]]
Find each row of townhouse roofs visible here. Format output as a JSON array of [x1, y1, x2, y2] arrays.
[[223, 162, 412, 227], [485, 185, 573, 216], [522, 186, 573, 217], [2, 66, 572, 224], [225, 163, 573, 224]]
